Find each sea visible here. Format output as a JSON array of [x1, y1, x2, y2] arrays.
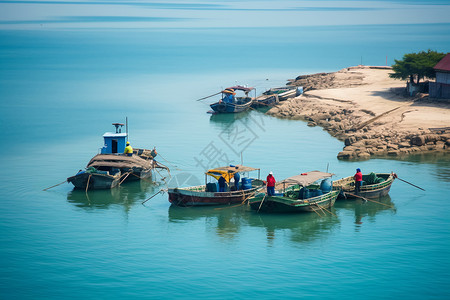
[[1, 1, 449, 299]]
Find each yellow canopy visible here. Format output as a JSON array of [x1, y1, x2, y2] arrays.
[[206, 165, 259, 182]]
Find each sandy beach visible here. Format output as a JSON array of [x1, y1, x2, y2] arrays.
[[267, 66, 450, 159]]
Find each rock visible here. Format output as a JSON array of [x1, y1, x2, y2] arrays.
[[411, 135, 426, 146], [398, 142, 411, 148], [436, 141, 445, 149], [425, 134, 439, 143], [387, 144, 399, 150], [344, 136, 356, 146], [387, 150, 399, 156], [357, 152, 371, 159], [337, 151, 354, 159], [307, 122, 317, 127]]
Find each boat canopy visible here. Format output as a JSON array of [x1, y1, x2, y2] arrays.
[[222, 85, 254, 93], [278, 171, 334, 187], [206, 165, 259, 182], [87, 154, 153, 169]]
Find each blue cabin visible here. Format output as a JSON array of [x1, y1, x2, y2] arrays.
[[100, 123, 128, 154]]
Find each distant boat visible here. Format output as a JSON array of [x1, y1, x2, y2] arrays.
[[67, 122, 168, 190], [168, 165, 264, 206], [210, 86, 254, 113], [333, 172, 396, 199], [248, 171, 340, 213]]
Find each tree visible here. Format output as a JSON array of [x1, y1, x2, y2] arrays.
[[389, 50, 446, 85]]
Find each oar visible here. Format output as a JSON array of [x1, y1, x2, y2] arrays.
[[310, 205, 323, 217], [257, 195, 266, 213], [346, 192, 393, 208], [43, 180, 67, 191], [313, 203, 326, 216], [320, 205, 337, 217], [142, 189, 163, 204], [119, 172, 132, 185], [396, 177, 425, 191], [196, 91, 221, 101]]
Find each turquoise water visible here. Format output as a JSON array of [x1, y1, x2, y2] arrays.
[[1, 2, 450, 298]]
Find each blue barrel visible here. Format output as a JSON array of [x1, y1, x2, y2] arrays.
[[320, 178, 332, 193], [241, 178, 252, 190], [303, 188, 311, 199], [312, 189, 323, 197]]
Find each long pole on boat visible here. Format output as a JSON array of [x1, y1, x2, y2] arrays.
[[396, 177, 425, 191], [126, 117, 128, 142], [195, 91, 221, 101], [43, 180, 67, 191]]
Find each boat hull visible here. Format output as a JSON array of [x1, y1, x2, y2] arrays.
[[334, 173, 395, 199], [168, 185, 261, 206], [210, 98, 253, 113], [249, 190, 339, 213], [252, 94, 279, 107], [67, 172, 120, 190]]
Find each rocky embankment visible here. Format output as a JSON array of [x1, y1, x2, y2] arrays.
[[267, 66, 450, 159]]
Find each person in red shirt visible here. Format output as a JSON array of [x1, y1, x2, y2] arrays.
[[354, 168, 363, 194], [266, 171, 276, 196]]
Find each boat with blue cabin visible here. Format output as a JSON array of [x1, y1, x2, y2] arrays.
[[210, 86, 255, 113], [67, 123, 168, 190]]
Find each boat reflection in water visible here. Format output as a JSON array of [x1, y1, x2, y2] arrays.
[[334, 195, 396, 229], [243, 209, 340, 245], [67, 179, 156, 210], [168, 205, 248, 239], [168, 204, 340, 245]]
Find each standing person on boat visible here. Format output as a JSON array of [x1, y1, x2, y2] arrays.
[[354, 168, 363, 195], [124, 141, 133, 156], [218, 174, 227, 193], [266, 171, 276, 196]]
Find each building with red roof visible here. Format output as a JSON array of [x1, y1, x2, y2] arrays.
[[429, 53, 450, 99]]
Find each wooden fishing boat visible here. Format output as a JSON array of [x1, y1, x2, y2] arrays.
[[168, 165, 264, 206], [210, 86, 254, 113], [67, 122, 169, 190], [67, 167, 121, 190], [333, 172, 396, 199], [86, 154, 154, 182], [252, 93, 279, 107], [252, 86, 303, 107], [248, 171, 340, 213]]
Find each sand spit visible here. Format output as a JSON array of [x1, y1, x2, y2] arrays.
[[267, 66, 450, 159]]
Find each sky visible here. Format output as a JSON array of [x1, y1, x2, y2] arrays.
[[1, 0, 450, 30]]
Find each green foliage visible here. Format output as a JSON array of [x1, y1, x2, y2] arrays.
[[389, 50, 446, 85]]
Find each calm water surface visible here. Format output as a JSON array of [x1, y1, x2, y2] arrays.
[[1, 21, 450, 300]]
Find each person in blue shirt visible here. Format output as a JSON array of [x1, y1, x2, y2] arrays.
[[222, 89, 235, 103], [218, 175, 227, 192]]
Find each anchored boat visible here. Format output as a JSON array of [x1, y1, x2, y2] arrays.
[[67, 123, 168, 190], [248, 171, 340, 213], [210, 86, 255, 113], [252, 86, 303, 107], [168, 165, 264, 206], [333, 172, 396, 199]]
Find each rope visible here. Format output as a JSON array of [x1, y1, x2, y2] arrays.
[[85, 174, 92, 193]]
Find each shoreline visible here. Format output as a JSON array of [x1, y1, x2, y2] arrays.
[[266, 66, 450, 159]]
